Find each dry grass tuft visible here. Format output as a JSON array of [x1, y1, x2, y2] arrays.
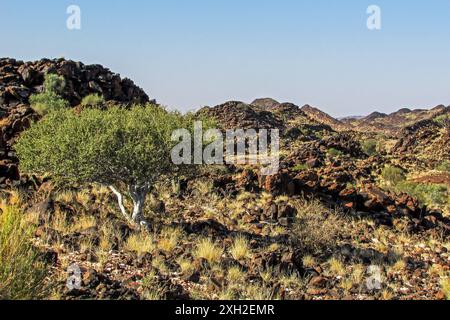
[[124, 232, 155, 255], [328, 257, 346, 277], [194, 238, 223, 264], [229, 236, 251, 260], [157, 227, 181, 252], [292, 198, 343, 254]]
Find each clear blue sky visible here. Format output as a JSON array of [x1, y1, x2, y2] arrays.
[[1, 0, 450, 116]]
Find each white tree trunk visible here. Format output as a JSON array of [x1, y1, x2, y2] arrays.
[[109, 185, 132, 223], [109, 185, 148, 227]]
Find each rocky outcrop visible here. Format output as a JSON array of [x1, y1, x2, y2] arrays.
[[301, 104, 352, 132], [198, 101, 283, 130], [392, 116, 450, 165], [344, 105, 449, 136], [0, 57, 151, 187]]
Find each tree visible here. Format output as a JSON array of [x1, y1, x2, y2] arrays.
[[16, 104, 193, 226]]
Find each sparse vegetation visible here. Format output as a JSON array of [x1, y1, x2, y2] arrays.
[[292, 199, 343, 254], [81, 94, 105, 108], [124, 232, 155, 255], [394, 182, 448, 209], [229, 236, 251, 260], [362, 139, 378, 156], [0, 203, 49, 299], [436, 160, 450, 172], [194, 238, 223, 264], [327, 148, 344, 157], [381, 165, 406, 185], [29, 74, 68, 116]]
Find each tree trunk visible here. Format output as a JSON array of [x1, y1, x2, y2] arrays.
[[109, 185, 149, 227], [130, 189, 147, 224]]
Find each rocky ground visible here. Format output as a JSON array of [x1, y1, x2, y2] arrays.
[[0, 58, 449, 300]]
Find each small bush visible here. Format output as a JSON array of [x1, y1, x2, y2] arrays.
[[434, 114, 450, 126], [327, 148, 343, 157], [292, 163, 309, 172], [81, 94, 105, 108], [362, 139, 378, 156], [29, 92, 69, 116], [436, 161, 450, 173], [395, 182, 448, 208], [0, 203, 49, 299], [381, 165, 406, 185], [43, 73, 66, 95]]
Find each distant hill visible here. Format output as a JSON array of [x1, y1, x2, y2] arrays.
[[343, 105, 449, 136]]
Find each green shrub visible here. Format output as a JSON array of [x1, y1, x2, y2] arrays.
[[436, 161, 450, 173], [327, 148, 343, 157], [292, 163, 309, 172], [29, 73, 69, 116], [434, 114, 450, 126], [0, 203, 49, 299], [43, 73, 66, 95], [29, 92, 69, 116], [362, 139, 378, 156], [381, 165, 406, 185], [16, 104, 200, 225], [81, 94, 105, 108], [394, 182, 448, 208]]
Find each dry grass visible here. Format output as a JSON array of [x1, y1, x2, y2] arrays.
[[176, 258, 194, 274], [292, 198, 344, 254], [54, 190, 74, 203], [351, 264, 365, 284], [229, 236, 251, 260], [71, 215, 96, 232], [0, 202, 50, 299], [227, 266, 245, 283], [75, 190, 91, 207], [302, 255, 316, 268], [441, 277, 450, 300], [328, 257, 346, 277], [51, 210, 69, 233], [157, 227, 181, 252], [124, 232, 155, 255], [194, 238, 223, 264]]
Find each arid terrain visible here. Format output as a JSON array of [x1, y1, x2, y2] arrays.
[[1, 58, 449, 300]]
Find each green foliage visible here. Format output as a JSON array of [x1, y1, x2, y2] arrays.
[[394, 182, 449, 208], [327, 148, 343, 157], [81, 94, 105, 108], [0, 203, 49, 299], [381, 165, 406, 185], [43, 73, 66, 95], [434, 114, 450, 126], [16, 104, 193, 188], [292, 163, 309, 172], [362, 139, 378, 156], [29, 73, 69, 116], [29, 92, 69, 116], [436, 160, 450, 173]]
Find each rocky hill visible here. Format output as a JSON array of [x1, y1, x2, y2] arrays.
[[1, 61, 449, 301], [300, 105, 353, 132], [0, 57, 151, 187], [342, 105, 449, 136]]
